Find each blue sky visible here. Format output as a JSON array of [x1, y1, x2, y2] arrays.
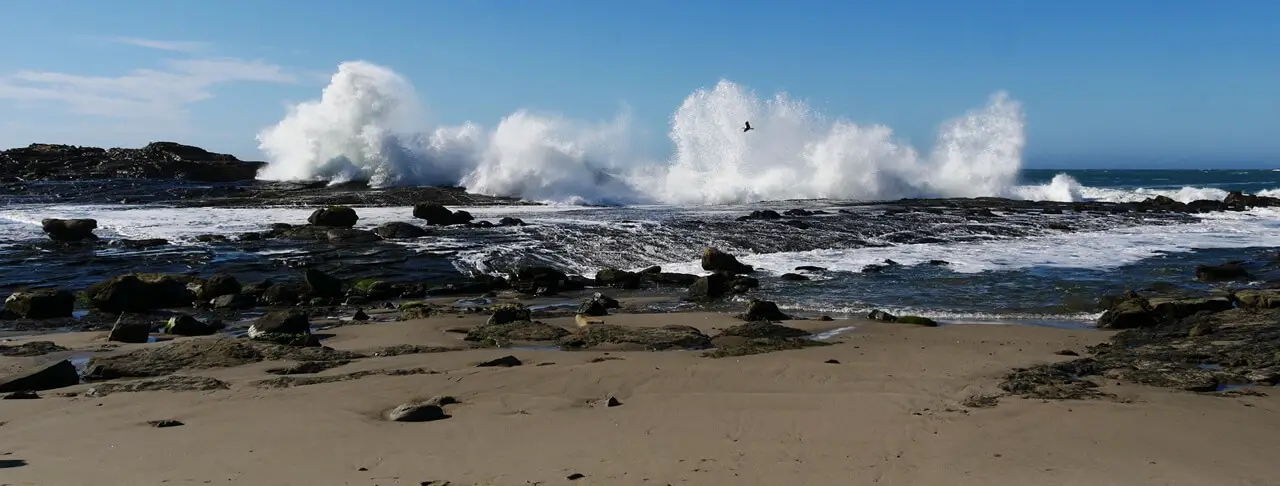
[[0, 0, 1276, 168]]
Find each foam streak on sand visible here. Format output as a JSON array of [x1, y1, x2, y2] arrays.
[[255, 61, 1045, 205]]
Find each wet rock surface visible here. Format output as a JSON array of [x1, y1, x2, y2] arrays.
[[83, 338, 362, 379], [85, 375, 231, 396], [705, 321, 828, 358], [0, 341, 68, 357], [560, 324, 712, 351], [0, 359, 80, 393]]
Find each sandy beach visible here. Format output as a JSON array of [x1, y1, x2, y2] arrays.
[[3, 310, 1277, 486]]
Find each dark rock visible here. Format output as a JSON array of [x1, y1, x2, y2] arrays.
[[597, 395, 622, 408], [794, 266, 826, 272], [195, 234, 227, 243], [487, 303, 532, 325], [265, 360, 352, 375], [412, 203, 472, 226], [739, 299, 791, 322], [560, 324, 712, 350], [147, 419, 184, 428], [706, 322, 825, 358], [927, 260, 950, 266], [0, 359, 80, 393], [4, 390, 39, 399], [594, 268, 642, 289], [303, 268, 343, 298], [108, 315, 152, 343], [353, 309, 370, 321], [895, 316, 938, 327], [164, 315, 217, 336], [737, 209, 782, 221], [247, 311, 314, 346], [779, 273, 809, 281], [867, 309, 897, 322], [40, 218, 98, 241], [576, 298, 609, 317], [701, 248, 753, 275], [1054, 350, 1080, 357], [512, 267, 573, 295], [85, 274, 196, 313], [1234, 289, 1280, 309], [210, 293, 255, 310], [824, 359, 841, 364], [646, 272, 698, 286], [686, 272, 730, 302], [109, 238, 170, 249], [387, 402, 448, 422], [639, 266, 662, 274], [1195, 263, 1252, 282], [716, 321, 810, 340], [498, 217, 527, 226], [399, 302, 433, 320], [1149, 297, 1233, 321], [261, 284, 302, 305], [197, 274, 241, 301], [1097, 295, 1157, 329], [307, 206, 359, 227], [3, 290, 74, 319], [477, 355, 522, 367], [374, 221, 429, 239]]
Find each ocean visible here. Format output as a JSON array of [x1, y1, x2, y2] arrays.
[[2, 168, 1279, 330]]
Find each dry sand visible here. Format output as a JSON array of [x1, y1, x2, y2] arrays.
[[2, 312, 1278, 485]]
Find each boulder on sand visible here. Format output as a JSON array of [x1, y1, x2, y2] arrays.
[[307, 206, 359, 228], [701, 248, 754, 275], [3, 289, 75, 319]]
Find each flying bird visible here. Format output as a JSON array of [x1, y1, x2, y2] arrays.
[[742, 121, 754, 132]]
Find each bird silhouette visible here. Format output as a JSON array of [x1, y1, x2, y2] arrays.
[[742, 121, 754, 132]]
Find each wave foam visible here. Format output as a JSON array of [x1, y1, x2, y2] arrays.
[[256, 61, 1038, 205]]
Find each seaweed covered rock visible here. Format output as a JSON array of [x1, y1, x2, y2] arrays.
[[511, 267, 579, 295], [83, 338, 360, 379], [196, 274, 242, 301], [706, 321, 827, 358], [3, 289, 74, 319], [894, 316, 939, 327], [1194, 262, 1251, 282], [165, 315, 218, 336], [1097, 294, 1157, 329], [576, 293, 619, 317], [595, 268, 642, 289], [374, 221, 429, 239], [487, 303, 532, 325], [465, 320, 570, 344], [560, 324, 712, 351], [303, 268, 343, 299]]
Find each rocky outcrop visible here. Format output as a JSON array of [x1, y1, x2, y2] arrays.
[[705, 321, 826, 358], [374, 221, 429, 239], [3, 290, 74, 319], [247, 311, 314, 346], [738, 299, 791, 322], [307, 206, 359, 228], [84, 274, 197, 313], [0, 359, 80, 393], [560, 324, 712, 351], [701, 248, 754, 275], [412, 204, 474, 226], [1, 142, 265, 182]]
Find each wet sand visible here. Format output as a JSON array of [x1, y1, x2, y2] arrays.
[[2, 312, 1278, 485]]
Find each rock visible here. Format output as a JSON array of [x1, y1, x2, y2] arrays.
[[498, 217, 527, 226], [466, 320, 569, 344], [739, 299, 791, 322], [1097, 296, 1157, 329], [210, 293, 255, 310], [487, 303, 532, 325], [387, 402, 448, 422], [307, 206, 359, 227], [5, 390, 39, 399], [895, 316, 939, 327], [576, 294, 617, 317], [867, 309, 897, 322], [83, 338, 360, 379], [701, 248, 754, 275], [109, 238, 169, 249], [399, 303, 433, 320], [794, 266, 826, 272], [706, 321, 825, 358], [560, 324, 712, 350], [1195, 262, 1252, 282], [686, 273, 730, 302], [511, 267, 575, 295], [779, 273, 810, 281], [197, 274, 241, 301], [353, 309, 370, 321], [303, 268, 343, 298], [824, 359, 841, 364], [108, 315, 152, 343], [1149, 297, 1233, 320], [1234, 289, 1280, 309], [928, 260, 950, 266], [373, 221, 429, 239], [261, 284, 302, 305], [595, 268, 642, 289], [247, 311, 314, 346], [165, 315, 217, 336], [477, 355, 522, 367], [147, 419, 184, 428], [195, 234, 228, 243], [645, 272, 698, 286], [598, 395, 622, 407], [0, 341, 68, 357], [0, 359, 80, 393], [40, 218, 98, 241], [3, 290, 74, 319], [85, 274, 197, 313], [412, 204, 472, 225]]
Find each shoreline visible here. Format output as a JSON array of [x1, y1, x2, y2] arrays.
[[3, 309, 1276, 485]]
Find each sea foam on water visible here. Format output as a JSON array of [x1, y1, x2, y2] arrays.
[[255, 60, 1058, 205]]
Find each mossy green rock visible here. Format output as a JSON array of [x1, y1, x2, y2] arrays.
[[487, 303, 531, 325], [895, 315, 939, 327], [559, 324, 712, 350]]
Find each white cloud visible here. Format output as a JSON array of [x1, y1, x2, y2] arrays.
[[0, 57, 298, 121], [110, 36, 210, 53]]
